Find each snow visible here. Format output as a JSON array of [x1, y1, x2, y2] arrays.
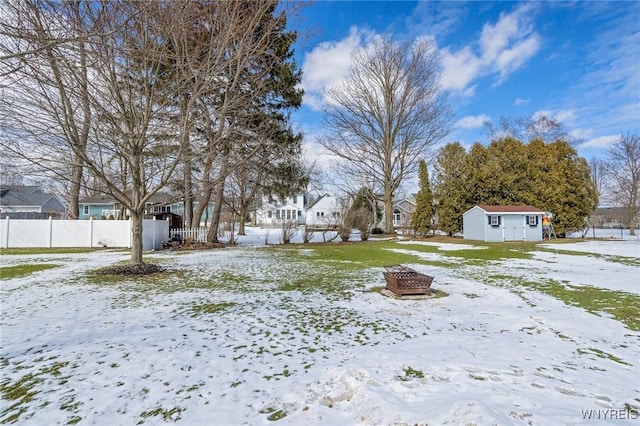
[[1, 231, 639, 425]]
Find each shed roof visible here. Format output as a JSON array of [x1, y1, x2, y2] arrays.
[[478, 205, 544, 213]]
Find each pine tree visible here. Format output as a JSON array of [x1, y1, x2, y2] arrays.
[[433, 142, 469, 236], [411, 160, 434, 236]]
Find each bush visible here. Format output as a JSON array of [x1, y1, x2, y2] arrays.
[[371, 227, 383, 234]]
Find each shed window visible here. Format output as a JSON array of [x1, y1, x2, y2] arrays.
[[488, 215, 500, 226], [83, 205, 89, 215], [527, 215, 538, 226]]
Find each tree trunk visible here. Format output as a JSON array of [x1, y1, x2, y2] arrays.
[[384, 188, 394, 234], [183, 161, 193, 228], [193, 184, 212, 228], [238, 205, 246, 235], [207, 155, 229, 243], [66, 163, 83, 219], [130, 210, 144, 265]]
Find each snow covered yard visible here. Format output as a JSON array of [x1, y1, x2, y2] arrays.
[[1, 238, 639, 425]]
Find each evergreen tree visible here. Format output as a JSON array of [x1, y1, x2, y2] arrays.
[[433, 142, 469, 236], [463, 137, 596, 236], [411, 160, 434, 236]]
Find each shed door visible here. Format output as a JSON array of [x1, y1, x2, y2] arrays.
[[503, 215, 524, 241]]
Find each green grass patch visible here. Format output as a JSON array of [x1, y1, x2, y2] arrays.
[[266, 409, 287, 421], [0, 264, 59, 279], [186, 301, 236, 317], [139, 406, 184, 423], [274, 241, 425, 270], [1, 360, 71, 423], [85, 267, 179, 285], [399, 366, 425, 381], [576, 348, 631, 366]]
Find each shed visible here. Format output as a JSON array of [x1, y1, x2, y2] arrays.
[[463, 205, 545, 242]]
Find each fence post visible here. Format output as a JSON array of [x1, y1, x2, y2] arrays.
[[49, 216, 53, 248], [4, 216, 9, 248], [152, 216, 156, 251], [128, 217, 132, 248], [89, 217, 93, 248]]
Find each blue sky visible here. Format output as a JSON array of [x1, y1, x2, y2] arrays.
[[289, 1, 640, 166]]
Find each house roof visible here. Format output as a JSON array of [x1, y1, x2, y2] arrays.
[[79, 192, 175, 205], [306, 193, 330, 209], [393, 198, 417, 212], [79, 196, 118, 205], [478, 205, 545, 213], [0, 185, 61, 208]]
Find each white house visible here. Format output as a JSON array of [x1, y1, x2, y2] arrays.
[[463, 205, 544, 242], [305, 194, 343, 227], [255, 192, 306, 226]]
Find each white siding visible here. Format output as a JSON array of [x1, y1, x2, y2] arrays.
[[525, 214, 543, 241], [503, 215, 524, 241], [305, 195, 342, 226], [462, 206, 486, 241]]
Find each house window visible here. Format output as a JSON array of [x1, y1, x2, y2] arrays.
[[527, 215, 538, 226], [83, 205, 89, 215], [332, 212, 340, 218], [317, 212, 324, 217], [267, 211, 272, 219], [276, 210, 280, 219], [293, 196, 297, 204], [488, 215, 500, 226], [286, 210, 291, 220]]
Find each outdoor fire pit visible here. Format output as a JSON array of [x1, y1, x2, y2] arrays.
[[383, 265, 434, 296]]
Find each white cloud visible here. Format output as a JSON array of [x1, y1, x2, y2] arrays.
[[440, 46, 482, 93], [533, 109, 576, 125], [440, 3, 541, 94], [580, 135, 620, 149], [301, 27, 374, 111], [456, 114, 491, 129], [514, 98, 529, 106], [493, 35, 541, 84]]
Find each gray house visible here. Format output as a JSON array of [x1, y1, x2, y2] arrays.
[[463, 205, 544, 242], [0, 185, 66, 219]]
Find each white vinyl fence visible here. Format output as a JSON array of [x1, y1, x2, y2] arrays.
[[170, 227, 208, 243], [1, 217, 169, 250]]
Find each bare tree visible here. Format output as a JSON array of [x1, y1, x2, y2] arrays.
[[0, 0, 97, 219], [604, 132, 640, 235], [582, 157, 608, 237], [321, 36, 451, 233], [186, 0, 304, 243], [2, 1, 217, 264], [589, 157, 607, 205], [484, 114, 577, 145]]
